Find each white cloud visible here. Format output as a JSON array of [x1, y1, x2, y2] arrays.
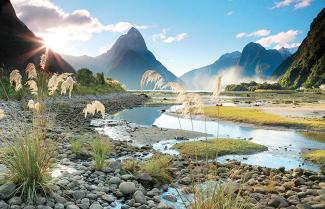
[[256, 30, 300, 49], [105, 22, 149, 33], [272, 0, 293, 9], [236, 29, 271, 38], [153, 29, 188, 44], [11, 0, 149, 44], [99, 43, 113, 54], [294, 0, 312, 9], [226, 11, 234, 16], [272, 0, 312, 9]]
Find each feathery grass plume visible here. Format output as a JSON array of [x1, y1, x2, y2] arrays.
[[25, 80, 38, 96], [60, 76, 74, 97], [192, 93, 204, 114], [0, 108, 4, 119], [140, 70, 166, 90], [10, 69, 22, 91], [40, 53, 47, 70], [212, 76, 222, 100], [27, 100, 44, 113], [163, 82, 185, 93], [48, 73, 58, 95], [83, 100, 105, 118], [25, 63, 37, 79]]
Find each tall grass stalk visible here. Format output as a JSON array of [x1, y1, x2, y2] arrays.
[[1, 134, 53, 203], [91, 138, 111, 171]]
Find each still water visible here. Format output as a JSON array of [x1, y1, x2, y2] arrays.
[[108, 105, 325, 171]]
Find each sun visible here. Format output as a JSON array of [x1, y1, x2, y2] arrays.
[[42, 34, 68, 54]]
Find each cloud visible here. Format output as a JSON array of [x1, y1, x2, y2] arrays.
[[294, 0, 312, 9], [272, 0, 312, 9], [236, 29, 271, 38], [99, 43, 113, 54], [153, 29, 188, 44], [105, 22, 149, 33], [256, 30, 300, 49], [11, 0, 149, 43], [226, 11, 234, 16]]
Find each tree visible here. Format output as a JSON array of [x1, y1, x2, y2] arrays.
[[76, 68, 96, 86]]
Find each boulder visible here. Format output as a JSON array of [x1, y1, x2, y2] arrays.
[[133, 191, 146, 204], [0, 183, 16, 199], [119, 182, 136, 195]]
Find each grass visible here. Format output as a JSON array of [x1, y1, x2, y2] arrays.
[[202, 106, 325, 131], [0, 135, 53, 203], [173, 138, 267, 158], [75, 83, 125, 95], [91, 138, 112, 171], [70, 138, 84, 157], [254, 89, 296, 94], [122, 158, 139, 175], [300, 132, 325, 142], [140, 154, 171, 184], [302, 150, 325, 164], [189, 182, 252, 209]]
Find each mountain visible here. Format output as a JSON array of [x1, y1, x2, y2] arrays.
[[238, 42, 287, 77], [180, 51, 241, 89], [278, 8, 325, 89], [180, 43, 290, 90], [0, 0, 74, 73], [63, 28, 179, 89]]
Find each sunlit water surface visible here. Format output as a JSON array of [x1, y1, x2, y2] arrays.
[[97, 105, 325, 172]]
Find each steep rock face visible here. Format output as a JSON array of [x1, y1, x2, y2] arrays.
[[0, 0, 74, 73], [238, 42, 285, 77], [278, 8, 325, 88], [63, 28, 178, 89]]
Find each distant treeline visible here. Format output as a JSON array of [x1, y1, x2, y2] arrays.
[[225, 81, 284, 92]]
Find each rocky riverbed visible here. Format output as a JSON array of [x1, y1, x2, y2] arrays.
[[0, 93, 325, 209]]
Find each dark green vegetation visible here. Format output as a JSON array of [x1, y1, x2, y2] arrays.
[[173, 138, 267, 158], [74, 68, 125, 95], [277, 8, 325, 88], [225, 81, 284, 92]]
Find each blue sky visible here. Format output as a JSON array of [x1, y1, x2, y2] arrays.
[[12, 0, 325, 76]]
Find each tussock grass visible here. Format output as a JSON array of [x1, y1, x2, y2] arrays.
[[122, 158, 139, 175], [303, 150, 325, 164], [91, 138, 111, 171], [173, 138, 267, 158], [140, 154, 171, 183], [202, 106, 325, 131], [70, 138, 84, 157], [1, 135, 53, 203], [189, 182, 252, 209], [300, 132, 325, 142]]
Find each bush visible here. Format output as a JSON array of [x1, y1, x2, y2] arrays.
[[91, 138, 111, 171], [122, 158, 139, 175], [189, 182, 252, 209], [75, 68, 96, 86], [140, 155, 171, 183], [1, 135, 53, 203]]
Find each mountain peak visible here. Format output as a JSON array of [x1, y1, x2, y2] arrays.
[[108, 27, 147, 53]]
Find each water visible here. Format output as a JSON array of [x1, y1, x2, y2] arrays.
[[101, 105, 325, 171]]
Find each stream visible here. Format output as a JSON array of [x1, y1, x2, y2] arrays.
[[94, 105, 325, 172]]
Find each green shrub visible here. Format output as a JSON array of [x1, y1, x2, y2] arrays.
[[140, 155, 171, 183], [70, 138, 84, 156], [1, 135, 53, 203], [91, 138, 111, 171]]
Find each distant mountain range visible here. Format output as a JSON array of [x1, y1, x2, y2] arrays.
[[276, 8, 325, 89], [63, 28, 179, 89], [181, 42, 291, 89], [0, 0, 74, 73]]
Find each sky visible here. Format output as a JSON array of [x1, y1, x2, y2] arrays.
[[11, 0, 325, 76]]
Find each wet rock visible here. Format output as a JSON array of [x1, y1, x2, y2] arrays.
[[133, 191, 146, 204], [163, 194, 177, 202], [8, 196, 22, 205], [89, 203, 103, 209], [296, 203, 313, 209], [109, 177, 122, 185], [0, 201, 9, 209], [72, 190, 87, 200], [268, 194, 288, 208], [0, 183, 16, 199], [119, 182, 136, 195], [179, 177, 191, 185], [102, 194, 116, 203]]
